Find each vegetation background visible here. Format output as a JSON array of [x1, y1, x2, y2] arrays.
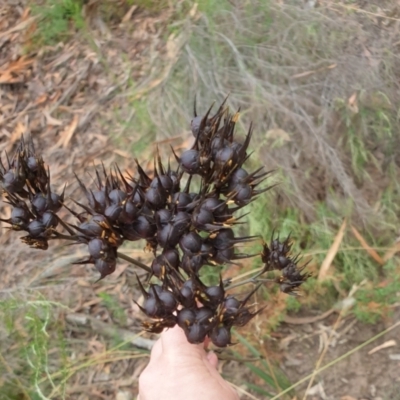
[[1, 0, 400, 399]]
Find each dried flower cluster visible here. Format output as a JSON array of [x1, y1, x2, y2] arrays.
[[0, 99, 310, 347]]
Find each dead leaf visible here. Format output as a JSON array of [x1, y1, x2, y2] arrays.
[[368, 339, 396, 355], [0, 16, 37, 40], [383, 241, 400, 262], [0, 56, 34, 84], [351, 226, 384, 265], [283, 309, 336, 325], [318, 219, 347, 281], [55, 115, 79, 149], [290, 63, 336, 80], [340, 397, 357, 400], [121, 4, 138, 23], [265, 128, 291, 142], [9, 122, 26, 148], [347, 92, 358, 113]]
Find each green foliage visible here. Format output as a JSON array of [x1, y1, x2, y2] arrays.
[[285, 295, 301, 312], [232, 330, 293, 397], [0, 296, 69, 399], [353, 263, 400, 324], [98, 292, 127, 326], [30, 0, 85, 46]]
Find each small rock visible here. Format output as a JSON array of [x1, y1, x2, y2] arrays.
[[116, 391, 133, 400]]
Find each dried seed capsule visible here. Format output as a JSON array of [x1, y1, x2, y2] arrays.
[[177, 308, 196, 329], [11, 207, 30, 225], [131, 216, 156, 240], [223, 296, 240, 317], [229, 167, 248, 184], [156, 209, 173, 226], [105, 204, 122, 222], [210, 229, 234, 250], [192, 208, 214, 230], [231, 183, 252, 204], [2, 170, 25, 193], [168, 171, 180, 192], [215, 146, 236, 168], [108, 189, 126, 205], [41, 212, 58, 229], [151, 257, 164, 277], [186, 322, 207, 344], [191, 115, 203, 137], [90, 190, 107, 213], [158, 291, 177, 313], [201, 197, 227, 216], [210, 326, 231, 347], [161, 248, 180, 269], [118, 200, 138, 224], [31, 194, 48, 215], [213, 247, 235, 264], [27, 156, 38, 172], [180, 279, 196, 306], [205, 285, 224, 304], [49, 192, 63, 213], [145, 187, 167, 209], [88, 238, 108, 259], [196, 307, 214, 328], [180, 149, 201, 174], [172, 192, 192, 211], [179, 232, 202, 255], [95, 257, 116, 279], [78, 219, 103, 238], [182, 254, 204, 274], [28, 219, 45, 237]]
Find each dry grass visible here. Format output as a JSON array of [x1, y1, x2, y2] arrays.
[[145, 0, 400, 225]]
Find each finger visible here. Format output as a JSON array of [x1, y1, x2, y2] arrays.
[[206, 351, 218, 369], [161, 325, 204, 359], [149, 336, 163, 360]]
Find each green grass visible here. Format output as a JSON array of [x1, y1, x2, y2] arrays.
[[0, 296, 70, 399], [30, 0, 85, 47]]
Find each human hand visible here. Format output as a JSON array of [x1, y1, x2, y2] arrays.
[[138, 325, 240, 400]]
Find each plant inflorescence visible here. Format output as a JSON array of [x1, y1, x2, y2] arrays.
[[0, 98, 310, 347]]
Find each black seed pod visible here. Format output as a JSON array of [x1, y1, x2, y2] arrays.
[[108, 189, 126, 205], [191, 115, 204, 137], [41, 212, 58, 229], [161, 248, 180, 269], [104, 204, 122, 222], [182, 254, 204, 274], [90, 190, 107, 213], [177, 308, 196, 329], [186, 323, 208, 344], [118, 200, 138, 224], [27, 156, 38, 172], [180, 232, 202, 255], [156, 209, 173, 226], [31, 194, 48, 215], [2, 170, 25, 193], [231, 183, 252, 205], [158, 290, 177, 313], [172, 192, 193, 211], [210, 326, 231, 347], [131, 216, 156, 240], [88, 238, 108, 259], [180, 149, 201, 174], [145, 187, 167, 209], [28, 220, 45, 237], [11, 207, 30, 225], [215, 146, 236, 168], [95, 257, 116, 279]]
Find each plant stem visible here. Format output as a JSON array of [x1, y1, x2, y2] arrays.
[[117, 251, 151, 273]]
